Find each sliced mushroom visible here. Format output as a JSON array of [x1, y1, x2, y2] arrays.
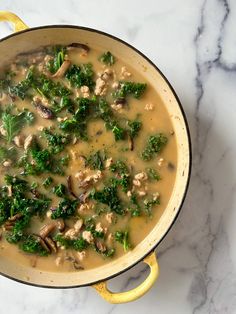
[[33, 97, 54, 119], [39, 237, 51, 253], [78, 190, 90, 203], [67, 175, 78, 199], [95, 240, 107, 253], [65, 255, 84, 270], [129, 135, 134, 151], [114, 97, 126, 105], [44, 237, 57, 253], [4, 222, 14, 231], [8, 213, 22, 222], [39, 223, 56, 239], [67, 43, 90, 53], [52, 60, 71, 78], [30, 189, 40, 199]]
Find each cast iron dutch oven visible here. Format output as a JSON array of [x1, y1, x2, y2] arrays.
[[0, 11, 191, 303]]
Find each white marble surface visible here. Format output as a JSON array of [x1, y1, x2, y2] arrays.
[[0, 0, 236, 313]]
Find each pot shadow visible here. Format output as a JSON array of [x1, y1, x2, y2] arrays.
[[95, 105, 234, 310]]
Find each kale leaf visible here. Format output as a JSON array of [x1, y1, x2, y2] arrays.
[[90, 185, 125, 215], [114, 230, 131, 252], [66, 64, 95, 90], [114, 81, 147, 99], [141, 134, 168, 161], [86, 151, 104, 170], [51, 199, 78, 219], [99, 51, 115, 65]]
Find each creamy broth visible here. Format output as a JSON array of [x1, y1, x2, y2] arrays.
[[0, 45, 177, 272]]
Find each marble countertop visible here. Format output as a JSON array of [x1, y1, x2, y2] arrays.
[[1, 0, 236, 313]]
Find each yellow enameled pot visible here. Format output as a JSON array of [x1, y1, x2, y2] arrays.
[[0, 11, 191, 304]]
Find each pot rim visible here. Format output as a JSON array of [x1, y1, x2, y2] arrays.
[[0, 24, 192, 289]]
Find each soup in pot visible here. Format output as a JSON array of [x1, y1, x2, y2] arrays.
[[0, 44, 177, 272]]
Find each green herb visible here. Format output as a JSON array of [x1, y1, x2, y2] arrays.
[[51, 199, 78, 219], [90, 186, 125, 215], [103, 248, 115, 257], [54, 234, 88, 251], [128, 120, 142, 138], [36, 74, 71, 99], [114, 81, 147, 99], [20, 234, 49, 256], [31, 182, 38, 189], [144, 197, 160, 216], [141, 134, 168, 161], [129, 192, 142, 217], [43, 128, 70, 154], [86, 151, 104, 170], [52, 184, 67, 197], [147, 168, 161, 181], [94, 99, 126, 141], [46, 46, 67, 74], [59, 155, 70, 167], [99, 51, 115, 65], [2, 109, 34, 143], [53, 96, 74, 113], [110, 160, 129, 175], [66, 63, 95, 90], [43, 177, 53, 188], [114, 230, 131, 252], [9, 68, 34, 99], [111, 174, 130, 193], [59, 98, 91, 141], [112, 124, 126, 141]]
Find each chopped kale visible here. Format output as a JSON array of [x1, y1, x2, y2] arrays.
[[53, 96, 74, 113], [112, 124, 126, 141], [59, 98, 92, 141], [20, 234, 49, 256], [43, 128, 70, 154], [90, 185, 125, 215], [86, 151, 104, 170], [114, 81, 147, 99], [9, 67, 34, 99], [103, 248, 115, 258], [46, 45, 67, 74], [128, 120, 142, 138], [99, 51, 115, 66], [59, 155, 70, 167], [144, 197, 160, 216], [52, 184, 67, 197], [114, 230, 131, 251], [54, 234, 88, 251], [110, 160, 129, 175], [43, 176, 53, 188], [66, 63, 95, 90], [6, 214, 31, 243], [51, 199, 78, 219], [36, 74, 71, 99], [1, 109, 35, 143], [111, 174, 130, 193], [141, 134, 168, 161], [147, 168, 161, 181], [94, 99, 126, 141]]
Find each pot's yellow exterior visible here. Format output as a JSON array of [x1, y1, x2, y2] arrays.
[[0, 12, 191, 303]]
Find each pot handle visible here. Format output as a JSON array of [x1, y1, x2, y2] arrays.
[[0, 11, 28, 32], [93, 251, 159, 303]]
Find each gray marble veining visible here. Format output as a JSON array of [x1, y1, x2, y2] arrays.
[[0, 0, 236, 313]]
